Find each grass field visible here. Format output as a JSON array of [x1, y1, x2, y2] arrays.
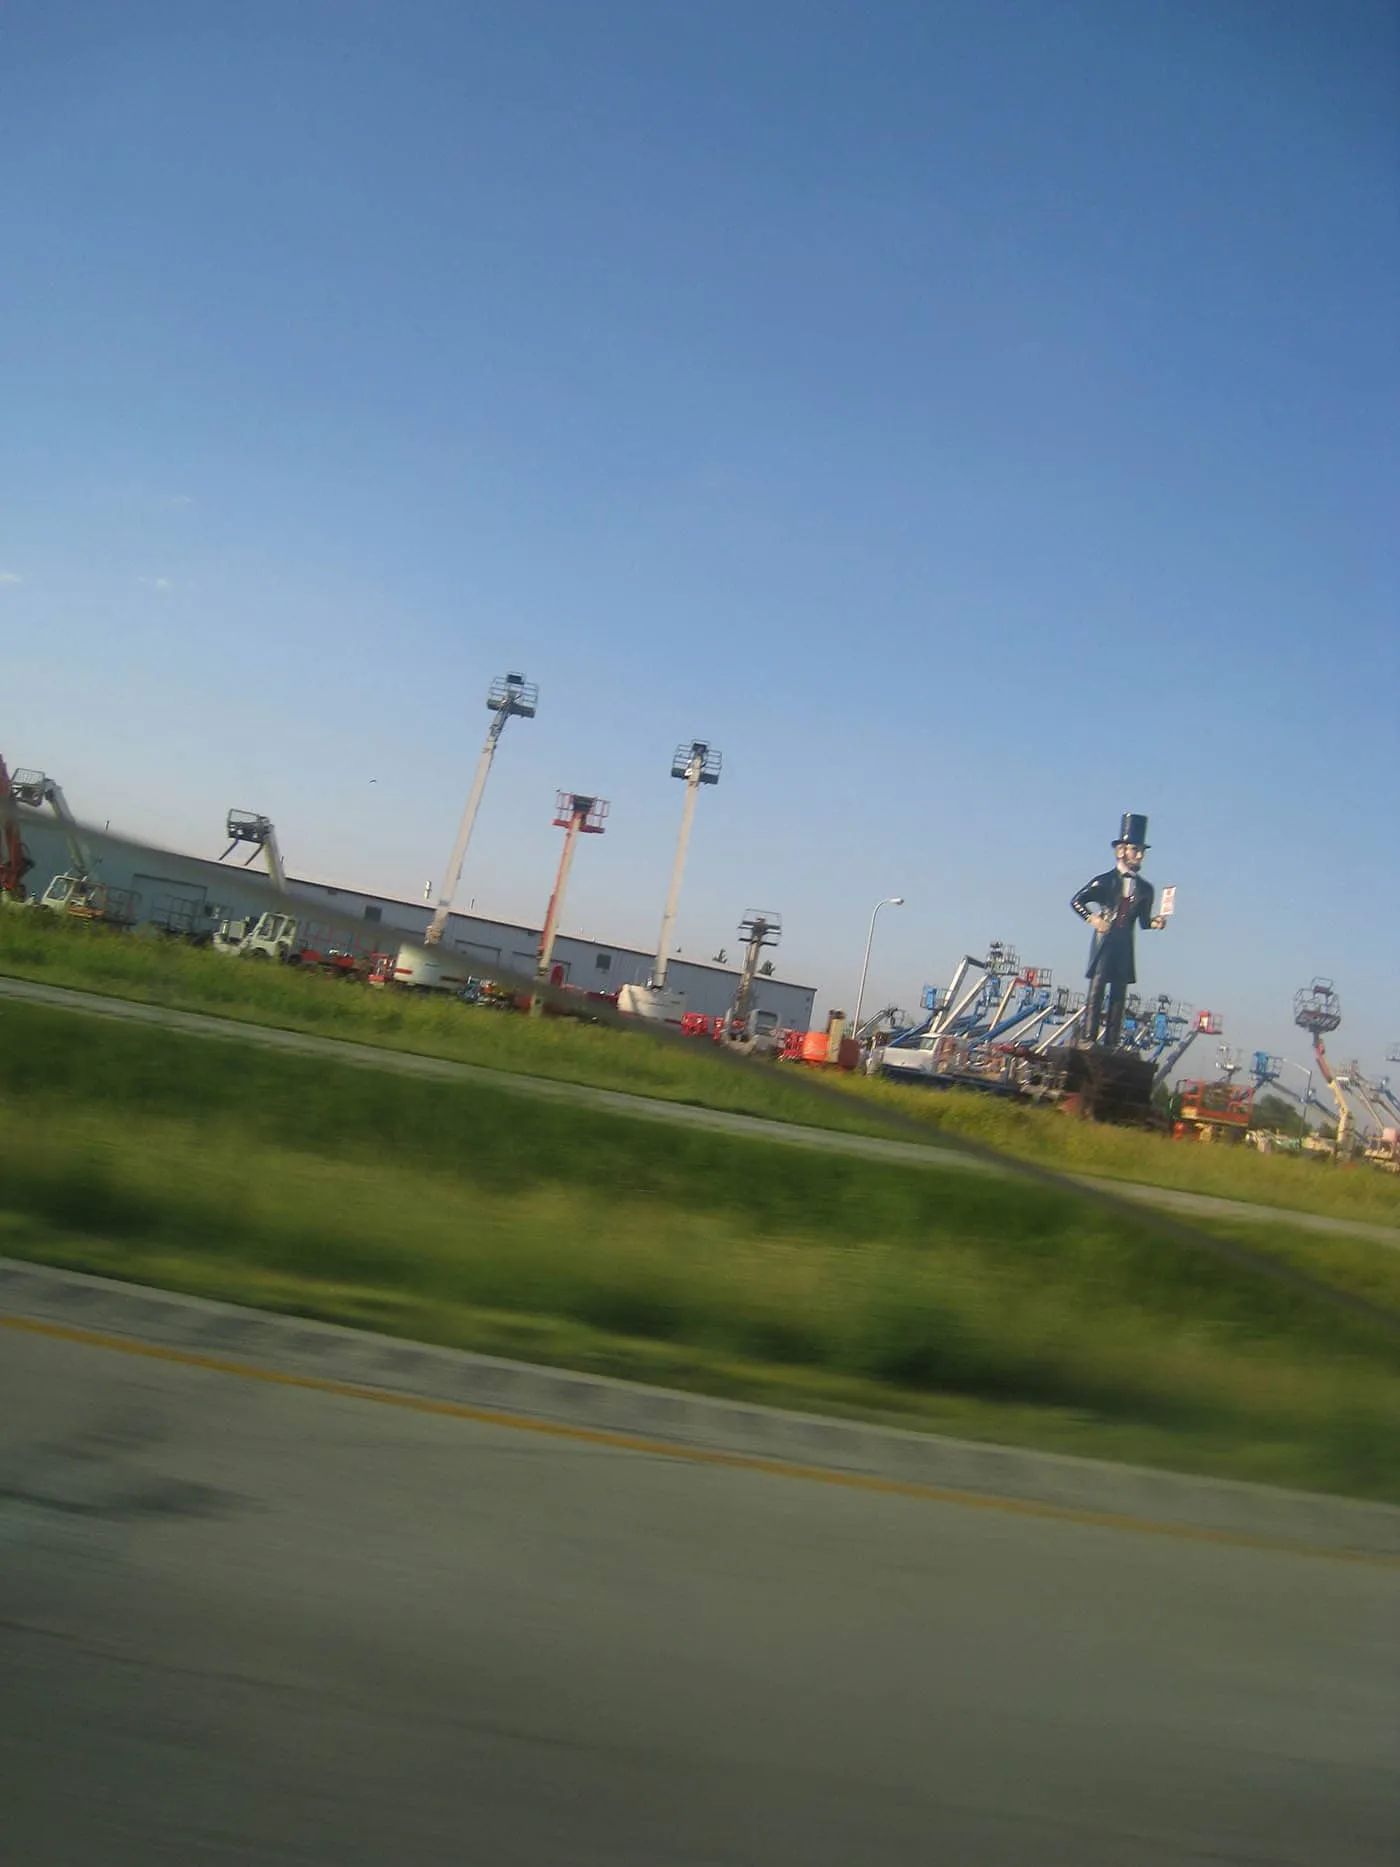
[[843, 1071, 1400, 1224], [3, 906, 1399, 1227], [0, 906, 891, 1135], [3, 998, 1398, 1501]]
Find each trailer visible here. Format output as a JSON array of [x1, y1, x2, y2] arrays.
[[367, 943, 475, 993]]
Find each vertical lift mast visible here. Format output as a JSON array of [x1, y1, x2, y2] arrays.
[[1293, 979, 1350, 1149], [1151, 1009, 1222, 1089], [221, 812, 286, 891], [426, 672, 538, 948], [650, 741, 722, 992], [731, 910, 781, 1028], [10, 768, 97, 884], [534, 792, 608, 1010]]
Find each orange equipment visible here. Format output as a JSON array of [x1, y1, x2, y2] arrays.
[[1171, 1078, 1254, 1142], [781, 1014, 861, 1072], [0, 755, 35, 900]]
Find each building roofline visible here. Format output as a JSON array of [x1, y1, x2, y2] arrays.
[[286, 876, 815, 992]]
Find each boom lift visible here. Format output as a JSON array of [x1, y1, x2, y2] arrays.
[[1293, 979, 1353, 1153], [684, 910, 786, 1052], [1151, 1009, 1222, 1090], [12, 766, 137, 925], [876, 946, 1061, 1089], [11, 768, 96, 878], [728, 910, 781, 1036], [1029, 987, 1086, 1054], [220, 811, 286, 891], [1169, 1077, 1254, 1142], [0, 756, 35, 900], [425, 672, 538, 949]]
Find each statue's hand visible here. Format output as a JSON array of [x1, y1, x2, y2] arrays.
[[1150, 916, 1166, 930], [1088, 911, 1111, 936]]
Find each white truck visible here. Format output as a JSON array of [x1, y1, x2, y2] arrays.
[[212, 910, 367, 977], [36, 872, 140, 927], [367, 943, 475, 993], [617, 981, 687, 1024]]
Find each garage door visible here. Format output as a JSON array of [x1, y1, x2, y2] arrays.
[[134, 873, 208, 936]]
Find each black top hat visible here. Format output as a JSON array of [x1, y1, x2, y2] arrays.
[[1113, 811, 1150, 849]]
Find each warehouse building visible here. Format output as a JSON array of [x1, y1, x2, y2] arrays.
[[16, 813, 819, 1030]]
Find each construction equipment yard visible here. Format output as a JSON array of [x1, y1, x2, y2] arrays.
[[2, 907, 1399, 1503], [3, 749, 1399, 1510]]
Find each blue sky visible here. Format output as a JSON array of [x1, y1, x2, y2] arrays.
[[3, 0, 1397, 1075]]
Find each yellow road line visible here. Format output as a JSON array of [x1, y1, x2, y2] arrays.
[[3, 1310, 1396, 1568]]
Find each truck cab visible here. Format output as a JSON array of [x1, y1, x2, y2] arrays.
[[240, 911, 300, 960], [210, 912, 259, 955], [37, 874, 138, 926]]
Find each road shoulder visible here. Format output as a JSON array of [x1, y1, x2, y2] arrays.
[[4, 1255, 1397, 1561]]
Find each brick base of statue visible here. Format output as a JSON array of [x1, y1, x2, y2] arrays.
[[1047, 1046, 1159, 1126]]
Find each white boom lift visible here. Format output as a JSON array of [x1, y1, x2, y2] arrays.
[[618, 739, 721, 1024], [221, 811, 287, 891], [425, 671, 538, 948], [10, 767, 137, 923], [10, 768, 97, 885]]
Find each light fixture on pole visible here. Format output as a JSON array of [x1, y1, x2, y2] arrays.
[[853, 896, 904, 1037], [425, 671, 538, 947]]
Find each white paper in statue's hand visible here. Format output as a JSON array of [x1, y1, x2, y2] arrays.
[[1159, 886, 1177, 917]]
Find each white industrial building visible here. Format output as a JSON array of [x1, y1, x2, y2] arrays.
[[16, 813, 819, 1030]]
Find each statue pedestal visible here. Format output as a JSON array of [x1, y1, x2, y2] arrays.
[[1047, 1045, 1159, 1126]]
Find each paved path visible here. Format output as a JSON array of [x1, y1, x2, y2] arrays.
[[2, 1309, 1396, 1866], [5, 970, 1400, 1247], [0, 971, 992, 1172]]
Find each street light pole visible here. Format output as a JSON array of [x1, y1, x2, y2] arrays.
[[853, 896, 904, 1038], [1280, 1057, 1314, 1133]]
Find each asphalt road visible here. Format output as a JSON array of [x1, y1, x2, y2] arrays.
[[4, 971, 1398, 1246], [3, 1327, 1396, 1865]]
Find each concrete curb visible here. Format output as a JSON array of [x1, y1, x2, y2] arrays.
[[3, 1256, 1397, 1560]]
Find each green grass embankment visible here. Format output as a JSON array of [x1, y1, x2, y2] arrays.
[[832, 1074, 1400, 1227], [3, 907, 1398, 1228], [2, 1000, 1397, 1501], [0, 908, 889, 1137]]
